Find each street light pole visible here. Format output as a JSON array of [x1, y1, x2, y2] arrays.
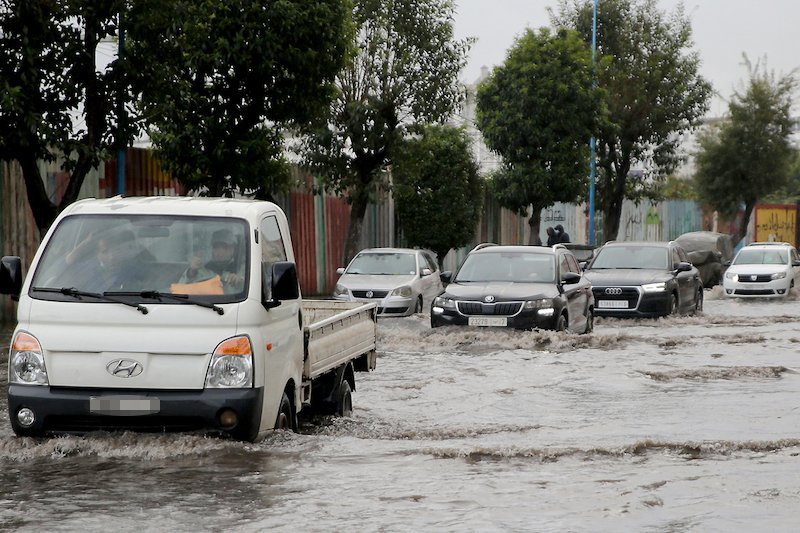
[[116, 12, 126, 196], [588, 0, 598, 246]]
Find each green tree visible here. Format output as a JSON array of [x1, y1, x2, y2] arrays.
[[392, 125, 483, 268], [126, 0, 352, 198], [553, 0, 711, 243], [475, 28, 603, 244], [695, 57, 798, 243], [0, 0, 129, 235], [303, 0, 469, 264]]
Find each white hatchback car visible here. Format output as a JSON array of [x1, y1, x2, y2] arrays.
[[333, 248, 443, 316], [723, 242, 800, 298]]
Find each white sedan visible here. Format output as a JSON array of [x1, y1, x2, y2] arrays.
[[723, 242, 800, 298], [333, 248, 443, 316]]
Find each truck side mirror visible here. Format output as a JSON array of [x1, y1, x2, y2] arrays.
[[263, 261, 299, 309], [0, 256, 22, 299]]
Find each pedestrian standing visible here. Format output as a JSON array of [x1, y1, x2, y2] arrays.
[[555, 224, 570, 244]]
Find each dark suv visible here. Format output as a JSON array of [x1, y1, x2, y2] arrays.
[[430, 244, 594, 333], [583, 241, 703, 317]]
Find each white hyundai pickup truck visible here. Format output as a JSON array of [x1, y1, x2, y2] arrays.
[[0, 197, 377, 441]]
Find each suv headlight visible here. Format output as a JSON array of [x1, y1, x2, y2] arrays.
[[524, 298, 553, 310], [333, 284, 349, 297], [724, 271, 738, 281], [206, 336, 253, 388], [433, 295, 456, 309], [642, 282, 667, 292], [9, 332, 48, 385], [391, 286, 413, 297], [771, 271, 787, 280]]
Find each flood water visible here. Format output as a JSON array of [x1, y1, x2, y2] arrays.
[[2, 288, 800, 531]]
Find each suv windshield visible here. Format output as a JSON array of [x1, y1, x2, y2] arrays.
[[346, 253, 417, 275], [591, 246, 669, 269], [734, 248, 788, 265], [455, 252, 554, 283], [31, 214, 249, 302]]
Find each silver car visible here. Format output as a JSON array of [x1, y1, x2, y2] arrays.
[[333, 248, 443, 316]]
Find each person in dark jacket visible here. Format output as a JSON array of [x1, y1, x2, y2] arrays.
[[546, 227, 559, 247], [555, 224, 570, 243]]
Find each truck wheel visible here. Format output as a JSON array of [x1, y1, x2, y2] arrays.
[[274, 392, 293, 431], [336, 380, 353, 417]]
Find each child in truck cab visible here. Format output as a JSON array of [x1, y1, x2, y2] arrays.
[[175, 228, 244, 294]]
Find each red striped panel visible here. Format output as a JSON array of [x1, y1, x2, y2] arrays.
[[324, 196, 350, 294], [289, 191, 317, 295]]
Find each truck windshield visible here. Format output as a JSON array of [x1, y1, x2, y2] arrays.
[[30, 214, 249, 303]]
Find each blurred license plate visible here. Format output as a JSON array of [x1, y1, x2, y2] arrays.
[[598, 300, 628, 308], [468, 316, 507, 326], [90, 396, 160, 416]]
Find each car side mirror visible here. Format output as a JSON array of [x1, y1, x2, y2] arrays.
[[421, 268, 432, 277], [723, 260, 731, 267], [561, 271, 581, 284], [263, 261, 300, 309], [675, 261, 692, 273], [0, 256, 23, 299], [336, 267, 345, 275], [440, 271, 452, 284], [579, 261, 588, 270]]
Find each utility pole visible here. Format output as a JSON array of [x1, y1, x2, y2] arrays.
[[588, 0, 598, 245], [116, 12, 126, 196]]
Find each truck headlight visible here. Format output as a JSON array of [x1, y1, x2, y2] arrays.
[[642, 282, 667, 292], [206, 336, 253, 388], [771, 271, 787, 280], [9, 332, 48, 385], [333, 284, 349, 297], [433, 295, 456, 309], [391, 285, 413, 297]]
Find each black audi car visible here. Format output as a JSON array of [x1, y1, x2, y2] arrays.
[[583, 241, 703, 318], [430, 244, 594, 333]]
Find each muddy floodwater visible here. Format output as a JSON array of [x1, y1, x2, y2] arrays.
[[2, 288, 800, 531]]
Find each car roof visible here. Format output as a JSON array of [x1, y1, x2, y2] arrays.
[[600, 241, 674, 248], [746, 242, 793, 248], [470, 244, 563, 255], [357, 248, 424, 254]]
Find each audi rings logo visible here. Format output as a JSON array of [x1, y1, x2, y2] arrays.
[[106, 359, 143, 378], [604, 287, 623, 295], [484, 295, 495, 303], [365, 290, 374, 298]]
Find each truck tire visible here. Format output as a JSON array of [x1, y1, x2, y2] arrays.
[[274, 392, 293, 431], [336, 380, 353, 417]]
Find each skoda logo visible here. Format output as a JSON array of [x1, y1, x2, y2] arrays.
[[366, 290, 374, 298], [484, 295, 495, 303], [106, 359, 143, 378], [604, 287, 623, 295]]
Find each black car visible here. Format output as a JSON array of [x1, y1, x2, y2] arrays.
[[430, 244, 594, 333], [583, 241, 703, 318]]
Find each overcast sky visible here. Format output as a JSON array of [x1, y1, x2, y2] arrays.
[[452, 0, 800, 117]]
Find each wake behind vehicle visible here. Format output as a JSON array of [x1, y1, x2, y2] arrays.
[[722, 242, 800, 297], [333, 248, 443, 316], [0, 197, 377, 441], [583, 241, 703, 317], [430, 244, 594, 333]]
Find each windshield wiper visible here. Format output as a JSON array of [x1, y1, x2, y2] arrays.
[[137, 290, 224, 315], [32, 287, 149, 315]]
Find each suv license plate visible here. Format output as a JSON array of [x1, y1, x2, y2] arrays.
[[468, 316, 507, 327], [598, 300, 628, 308]]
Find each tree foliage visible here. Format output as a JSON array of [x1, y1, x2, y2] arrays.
[[0, 0, 128, 234], [392, 125, 483, 268], [475, 28, 603, 245], [552, 0, 711, 243], [126, 0, 352, 198], [695, 57, 798, 242], [303, 0, 470, 263]]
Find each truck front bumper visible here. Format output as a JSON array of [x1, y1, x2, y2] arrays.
[[8, 384, 263, 439]]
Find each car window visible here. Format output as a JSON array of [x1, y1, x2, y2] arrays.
[[671, 248, 681, 267], [590, 246, 669, 269], [455, 251, 555, 283], [566, 254, 580, 273], [347, 252, 417, 275], [792, 249, 799, 263], [733, 248, 789, 265], [559, 254, 571, 278], [423, 252, 438, 272], [676, 247, 689, 263]]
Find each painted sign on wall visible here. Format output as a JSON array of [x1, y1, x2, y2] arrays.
[[754, 205, 797, 247]]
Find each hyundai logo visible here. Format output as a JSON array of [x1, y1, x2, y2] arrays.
[[604, 287, 623, 295], [106, 359, 143, 378], [484, 295, 495, 303], [366, 290, 374, 298]]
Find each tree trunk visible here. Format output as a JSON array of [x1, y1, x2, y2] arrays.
[[528, 207, 542, 246], [19, 156, 57, 236], [343, 188, 369, 266], [736, 199, 756, 244], [602, 155, 629, 243]]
